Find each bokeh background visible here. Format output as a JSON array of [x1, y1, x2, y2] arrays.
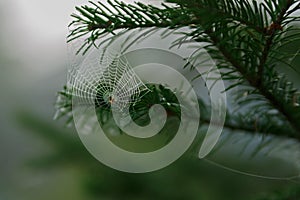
[[1, 0, 300, 199]]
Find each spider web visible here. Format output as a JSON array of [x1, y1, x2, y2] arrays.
[[67, 49, 149, 112]]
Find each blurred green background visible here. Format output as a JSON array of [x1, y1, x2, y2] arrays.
[[0, 1, 300, 200]]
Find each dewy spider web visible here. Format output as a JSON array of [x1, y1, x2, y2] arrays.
[[67, 49, 149, 112]]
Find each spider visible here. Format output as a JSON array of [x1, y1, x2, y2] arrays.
[[108, 95, 115, 105]]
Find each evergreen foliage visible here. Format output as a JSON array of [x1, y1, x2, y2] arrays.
[[59, 0, 300, 139], [52, 0, 300, 199]]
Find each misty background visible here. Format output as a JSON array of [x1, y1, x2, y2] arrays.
[[0, 0, 300, 200]]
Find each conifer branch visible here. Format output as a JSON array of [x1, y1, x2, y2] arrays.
[[66, 0, 300, 138], [256, 0, 294, 86]]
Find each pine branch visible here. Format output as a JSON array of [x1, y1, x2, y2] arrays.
[[168, 0, 300, 135], [55, 85, 299, 140], [202, 29, 300, 137], [68, 0, 196, 53], [167, 0, 268, 34], [256, 0, 294, 86], [66, 0, 300, 138]]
